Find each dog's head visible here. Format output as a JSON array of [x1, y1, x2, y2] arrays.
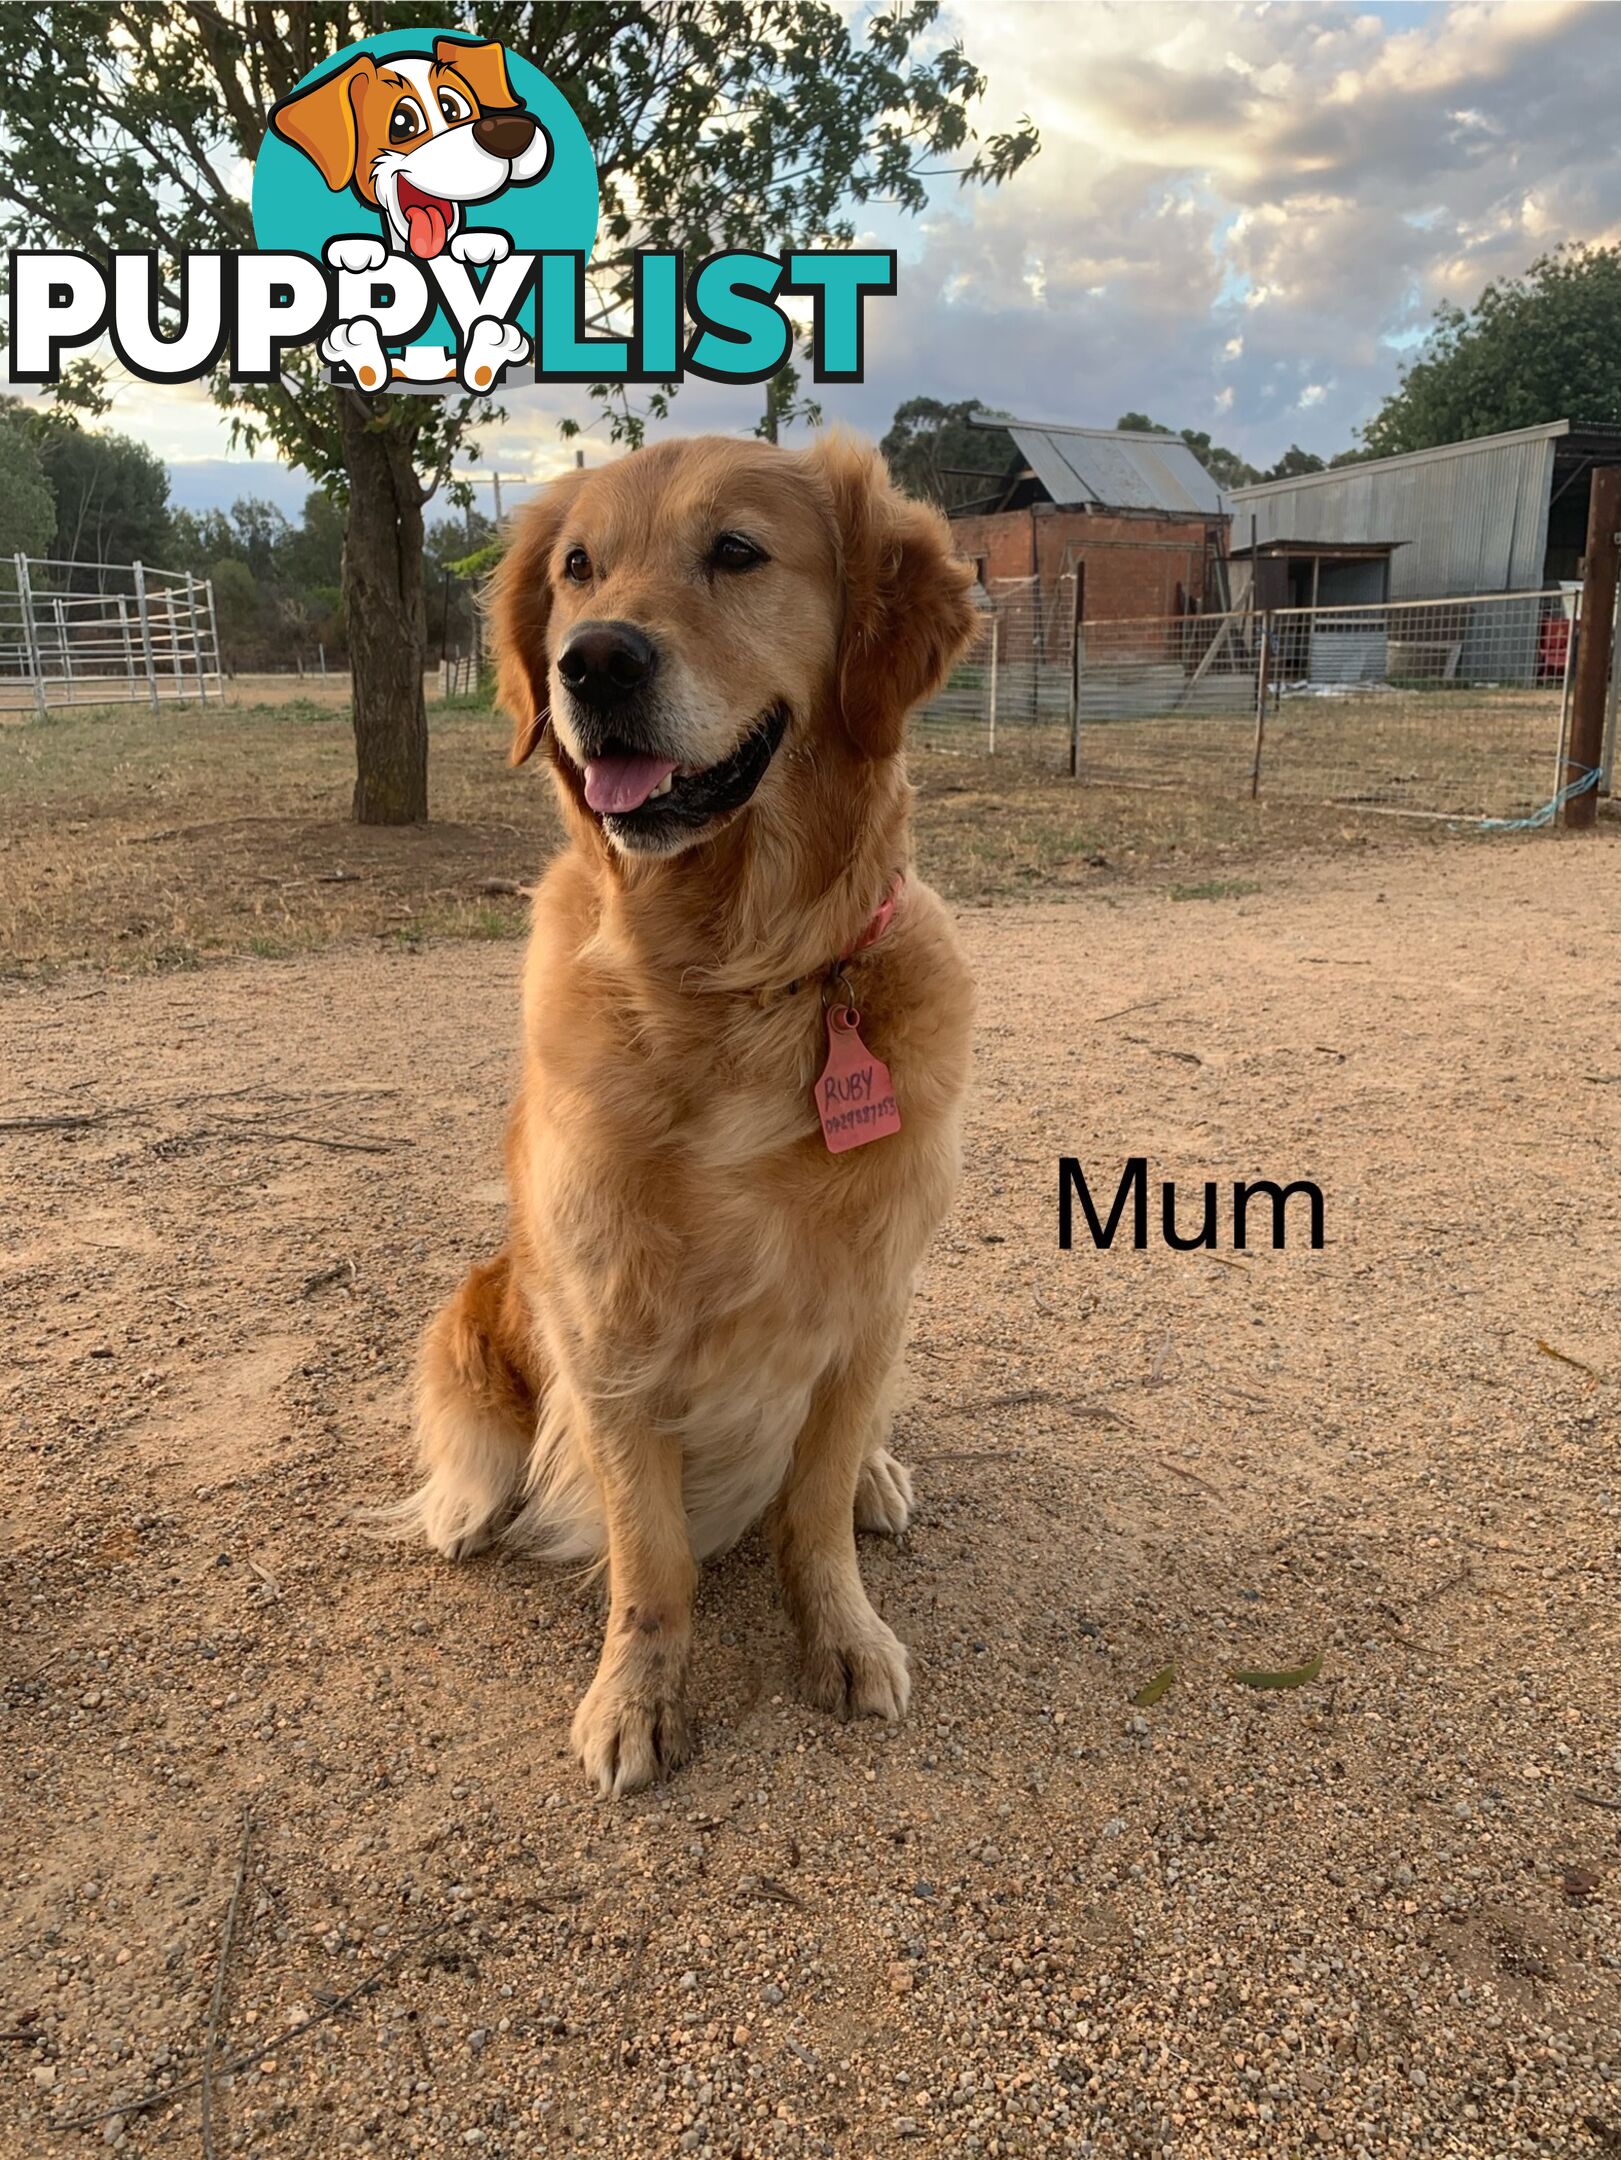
[[269, 38, 552, 258], [492, 434, 977, 863]]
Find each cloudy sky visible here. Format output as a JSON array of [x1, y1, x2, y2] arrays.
[[64, 0, 1621, 518]]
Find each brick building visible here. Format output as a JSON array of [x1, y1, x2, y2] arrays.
[[949, 419, 1230, 621]]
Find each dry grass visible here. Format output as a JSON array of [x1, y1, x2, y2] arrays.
[[0, 691, 1469, 977]]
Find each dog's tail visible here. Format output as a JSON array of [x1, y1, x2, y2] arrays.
[[361, 1249, 597, 1562]]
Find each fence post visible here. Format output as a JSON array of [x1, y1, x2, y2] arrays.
[[986, 612, 999, 754], [1249, 610, 1272, 799], [1566, 464, 1620, 828], [185, 574, 207, 703], [117, 596, 135, 698], [132, 561, 160, 710], [204, 577, 222, 699], [1066, 574, 1081, 779], [52, 594, 73, 694], [15, 555, 47, 717]]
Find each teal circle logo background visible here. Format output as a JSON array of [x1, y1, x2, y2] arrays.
[[250, 27, 598, 351]]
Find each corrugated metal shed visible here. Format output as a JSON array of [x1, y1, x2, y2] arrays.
[[1223, 421, 1569, 598], [996, 420, 1225, 517]]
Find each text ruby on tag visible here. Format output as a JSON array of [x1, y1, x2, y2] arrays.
[[816, 1007, 902, 1153]]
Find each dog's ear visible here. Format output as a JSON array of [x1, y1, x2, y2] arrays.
[[489, 470, 587, 767], [803, 431, 978, 760], [269, 58, 373, 191], [436, 36, 518, 110]]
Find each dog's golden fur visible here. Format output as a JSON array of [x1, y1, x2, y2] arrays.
[[402, 432, 977, 1794]]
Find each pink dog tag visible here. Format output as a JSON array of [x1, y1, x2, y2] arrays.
[[816, 1006, 902, 1153]]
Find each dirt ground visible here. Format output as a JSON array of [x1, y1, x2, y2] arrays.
[[0, 695, 1452, 977], [2, 832, 1619, 2159]]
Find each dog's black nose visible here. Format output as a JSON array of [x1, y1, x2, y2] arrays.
[[473, 109, 537, 159], [557, 621, 658, 708]]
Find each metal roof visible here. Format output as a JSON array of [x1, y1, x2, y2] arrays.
[[986, 418, 1225, 517], [1227, 538, 1406, 559], [1217, 421, 1594, 599], [1223, 420, 1579, 509]]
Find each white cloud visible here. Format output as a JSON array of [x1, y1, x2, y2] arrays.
[[73, 0, 1621, 503]]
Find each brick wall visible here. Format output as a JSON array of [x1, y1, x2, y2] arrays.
[[948, 505, 1221, 621]]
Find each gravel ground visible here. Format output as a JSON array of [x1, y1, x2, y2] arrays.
[[2, 831, 1618, 2159]]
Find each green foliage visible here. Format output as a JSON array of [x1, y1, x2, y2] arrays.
[[1362, 244, 1621, 456], [1262, 443, 1326, 481], [0, 403, 57, 559], [881, 397, 1016, 509], [11, 406, 172, 576]]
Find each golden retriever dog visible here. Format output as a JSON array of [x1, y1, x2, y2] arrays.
[[400, 431, 977, 1795]]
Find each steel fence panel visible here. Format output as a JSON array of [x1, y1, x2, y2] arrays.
[[0, 554, 223, 713]]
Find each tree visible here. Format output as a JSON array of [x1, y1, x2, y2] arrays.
[[1362, 244, 1621, 457], [880, 397, 1016, 510], [1261, 444, 1325, 482], [1114, 413, 1260, 492], [21, 412, 173, 582], [0, 404, 57, 560], [0, 4, 1036, 824]]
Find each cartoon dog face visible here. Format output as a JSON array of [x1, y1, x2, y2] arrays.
[[269, 37, 552, 259]]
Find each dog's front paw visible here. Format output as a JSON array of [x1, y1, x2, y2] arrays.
[[322, 319, 390, 391], [459, 317, 529, 392], [855, 1449, 914, 1536], [801, 1612, 911, 1723], [449, 229, 512, 267], [571, 1667, 694, 1798], [324, 235, 388, 274]]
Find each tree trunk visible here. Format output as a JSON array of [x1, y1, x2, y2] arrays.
[[338, 393, 429, 824]]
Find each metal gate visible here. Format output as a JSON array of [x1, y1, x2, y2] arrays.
[[0, 555, 223, 714]]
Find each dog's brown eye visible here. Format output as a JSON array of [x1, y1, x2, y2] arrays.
[[437, 88, 471, 124], [389, 97, 426, 143], [563, 547, 593, 584], [711, 532, 766, 572]]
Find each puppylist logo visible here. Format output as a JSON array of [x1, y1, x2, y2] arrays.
[[9, 26, 896, 398]]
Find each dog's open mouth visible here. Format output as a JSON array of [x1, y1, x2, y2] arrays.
[[395, 176, 457, 259], [579, 706, 789, 835]]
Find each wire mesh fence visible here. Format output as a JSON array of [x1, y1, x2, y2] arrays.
[[914, 580, 1600, 822], [914, 574, 1077, 767], [0, 555, 222, 714]]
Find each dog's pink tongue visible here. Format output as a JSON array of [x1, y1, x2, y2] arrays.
[[583, 754, 678, 814], [405, 201, 449, 258]]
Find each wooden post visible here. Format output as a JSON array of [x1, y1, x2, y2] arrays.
[[1566, 465, 1620, 828], [1249, 609, 1272, 798]]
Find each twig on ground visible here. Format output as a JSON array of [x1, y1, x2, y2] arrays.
[[201, 1807, 254, 2160], [1090, 995, 1171, 1025], [0, 1112, 112, 1134], [1157, 1458, 1224, 1497], [206, 1126, 404, 1157], [1574, 1789, 1621, 1813], [51, 1914, 464, 2135]]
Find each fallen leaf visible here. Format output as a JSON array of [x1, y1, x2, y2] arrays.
[[1131, 1663, 1176, 1708], [1231, 1652, 1324, 1691]]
